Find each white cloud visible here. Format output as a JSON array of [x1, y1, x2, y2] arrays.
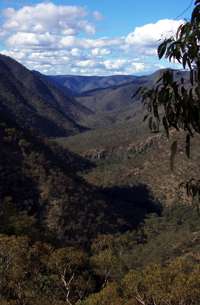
[[60, 36, 123, 50], [0, 2, 183, 75], [60, 36, 77, 48], [131, 62, 145, 72], [76, 59, 97, 68], [103, 59, 127, 70], [91, 48, 111, 56], [3, 3, 92, 35], [7, 32, 57, 48], [126, 19, 183, 47], [70, 48, 81, 57]]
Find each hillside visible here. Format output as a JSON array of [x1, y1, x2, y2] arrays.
[[77, 69, 188, 113], [71, 69, 188, 129], [2, 105, 200, 305], [46, 74, 138, 95], [51, 68, 200, 304], [3, 101, 163, 247], [0, 56, 199, 305], [57, 108, 200, 206], [1, 0, 200, 302], [0, 54, 92, 137], [56, 68, 197, 206]]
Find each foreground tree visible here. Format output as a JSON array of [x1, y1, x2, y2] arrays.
[[122, 257, 200, 305], [47, 247, 93, 305], [141, 0, 200, 200], [143, 0, 200, 139]]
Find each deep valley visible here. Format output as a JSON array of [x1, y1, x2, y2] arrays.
[[0, 53, 199, 305]]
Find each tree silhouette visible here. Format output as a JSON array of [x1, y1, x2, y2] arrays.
[[141, 0, 200, 201], [143, 1, 200, 139]]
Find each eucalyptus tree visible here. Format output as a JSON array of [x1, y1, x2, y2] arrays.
[[142, 0, 200, 200]]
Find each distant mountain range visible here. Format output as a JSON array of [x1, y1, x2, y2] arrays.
[[46, 69, 188, 97], [0, 54, 189, 137], [73, 69, 188, 128], [46, 74, 138, 95]]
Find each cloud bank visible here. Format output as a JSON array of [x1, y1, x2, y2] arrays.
[[0, 2, 184, 75]]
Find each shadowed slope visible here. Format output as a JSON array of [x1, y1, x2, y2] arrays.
[[0, 54, 92, 137]]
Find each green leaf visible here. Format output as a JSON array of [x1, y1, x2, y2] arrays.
[[191, 4, 200, 23], [182, 53, 188, 69], [187, 58, 192, 70], [176, 24, 184, 39], [190, 70, 194, 86], [162, 116, 169, 138], [186, 134, 191, 158], [152, 121, 158, 132], [148, 117, 153, 130], [157, 40, 169, 59], [170, 141, 178, 171]]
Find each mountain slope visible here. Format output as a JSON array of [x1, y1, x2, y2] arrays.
[[0, 54, 92, 137], [47, 69, 189, 98], [74, 69, 189, 129], [77, 80, 145, 114], [0, 107, 114, 245], [0, 102, 159, 245], [47, 74, 138, 95], [56, 70, 196, 207], [77, 69, 189, 113]]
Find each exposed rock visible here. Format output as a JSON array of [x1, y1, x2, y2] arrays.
[[84, 148, 108, 160]]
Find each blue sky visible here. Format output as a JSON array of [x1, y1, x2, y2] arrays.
[[0, 0, 194, 75]]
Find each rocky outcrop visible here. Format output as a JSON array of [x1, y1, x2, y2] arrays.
[[127, 134, 165, 155], [83, 148, 108, 160], [83, 134, 165, 161]]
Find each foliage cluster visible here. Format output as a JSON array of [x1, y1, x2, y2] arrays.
[[0, 203, 200, 305]]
